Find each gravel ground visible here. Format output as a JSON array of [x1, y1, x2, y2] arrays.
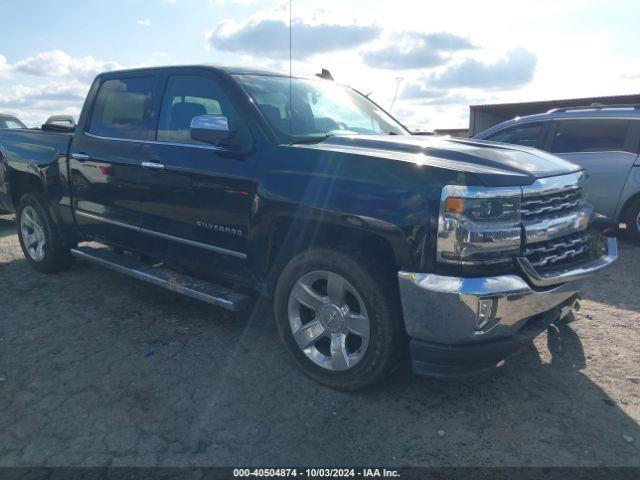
[[0, 213, 638, 467]]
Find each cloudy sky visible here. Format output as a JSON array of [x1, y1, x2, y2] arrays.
[[1, 0, 639, 130]]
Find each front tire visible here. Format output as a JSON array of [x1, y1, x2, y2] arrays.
[[274, 248, 405, 391], [625, 197, 640, 245], [16, 193, 72, 273]]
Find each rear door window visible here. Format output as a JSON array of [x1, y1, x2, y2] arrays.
[[485, 123, 543, 148], [88, 77, 156, 140], [1, 119, 25, 129], [550, 119, 630, 153]]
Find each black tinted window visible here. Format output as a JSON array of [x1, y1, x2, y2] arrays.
[[551, 119, 630, 153], [1, 117, 25, 129], [486, 123, 542, 148], [88, 77, 155, 140], [157, 75, 236, 144]]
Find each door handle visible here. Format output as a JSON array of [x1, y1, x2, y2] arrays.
[[71, 153, 90, 161], [141, 161, 165, 170]]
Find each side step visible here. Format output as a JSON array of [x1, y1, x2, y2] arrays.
[[70, 246, 251, 312]]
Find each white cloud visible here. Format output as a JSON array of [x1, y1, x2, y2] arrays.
[[0, 81, 87, 109], [362, 32, 475, 70], [428, 48, 537, 90], [0, 81, 89, 126], [11, 50, 122, 81], [206, 14, 381, 60], [137, 19, 152, 27], [211, 0, 255, 5], [0, 54, 11, 77]]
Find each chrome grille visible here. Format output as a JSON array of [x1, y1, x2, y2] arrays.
[[525, 231, 590, 269], [521, 187, 582, 221]]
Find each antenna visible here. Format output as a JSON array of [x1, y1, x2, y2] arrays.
[[389, 76, 404, 113], [288, 0, 293, 145]]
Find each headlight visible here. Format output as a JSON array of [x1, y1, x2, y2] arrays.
[[437, 185, 522, 265]]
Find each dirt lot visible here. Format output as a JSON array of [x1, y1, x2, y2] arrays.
[[0, 213, 638, 467]]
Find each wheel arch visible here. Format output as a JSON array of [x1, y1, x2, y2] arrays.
[[619, 190, 640, 225], [8, 168, 46, 209], [8, 167, 78, 246], [258, 215, 409, 297]]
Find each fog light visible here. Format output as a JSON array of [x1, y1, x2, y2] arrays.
[[475, 297, 499, 333]]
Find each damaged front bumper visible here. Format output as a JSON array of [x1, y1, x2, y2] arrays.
[[398, 237, 617, 377]]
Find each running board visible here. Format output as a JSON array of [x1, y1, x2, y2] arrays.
[[70, 246, 251, 312]]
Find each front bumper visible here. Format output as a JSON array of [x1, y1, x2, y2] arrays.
[[398, 237, 617, 377]]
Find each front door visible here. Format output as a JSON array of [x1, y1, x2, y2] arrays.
[[548, 118, 638, 220], [132, 71, 257, 280]]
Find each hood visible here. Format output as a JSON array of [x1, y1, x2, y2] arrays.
[[302, 135, 582, 187]]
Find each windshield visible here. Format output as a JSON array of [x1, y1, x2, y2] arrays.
[[234, 74, 409, 143]]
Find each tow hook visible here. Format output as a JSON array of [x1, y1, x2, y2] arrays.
[[556, 294, 582, 324]]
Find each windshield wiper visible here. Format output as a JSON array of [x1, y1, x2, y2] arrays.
[[291, 131, 358, 145], [291, 135, 329, 145]]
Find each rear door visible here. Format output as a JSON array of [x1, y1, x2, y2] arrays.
[[547, 118, 638, 220], [70, 73, 160, 248]]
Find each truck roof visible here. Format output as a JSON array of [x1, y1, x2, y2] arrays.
[[96, 64, 295, 79]]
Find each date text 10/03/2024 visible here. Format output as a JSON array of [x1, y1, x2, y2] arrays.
[[233, 469, 401, 478]]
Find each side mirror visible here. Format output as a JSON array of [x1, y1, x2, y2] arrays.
[[190, 115, 233, 144]]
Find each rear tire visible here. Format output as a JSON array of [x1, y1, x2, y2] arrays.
[[16, 193, 72, 273], [625, 197, 640, 245], [274, 247, 406, 391]]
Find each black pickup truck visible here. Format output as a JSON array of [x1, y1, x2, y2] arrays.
[[0, 65, 618, 390]]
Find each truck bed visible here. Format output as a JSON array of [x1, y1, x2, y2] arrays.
[[0, 128, 73, 211]]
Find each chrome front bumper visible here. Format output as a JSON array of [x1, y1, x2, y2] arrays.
[[398, 237, 618, 346]]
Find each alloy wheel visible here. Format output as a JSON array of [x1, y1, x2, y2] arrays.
[[287, 270, 370, 371], [20, 205, 46, 262]]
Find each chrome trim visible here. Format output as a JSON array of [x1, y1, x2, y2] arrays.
[[75, 211, 138, 231], [521, 189, 582, 219], [74, 210, 247, 259], [552, 116, 640, 121], [524, 205, 592, 244], [439, 184, 523, 200], [521, 171, 586, 198], [437, 184, 522, 265], [437, 172, 590, 265], [524, 232, 590, 268], [71, 153, 90, 161], [84, 131, 228, 152], [516, 237, 617, 287], [72, 247, 236, 306], [141, 161, 165, 170], [190, 114, 229, 131], [555, 150, 639, 157], [70, 247, 249, 311], [139, 226, 246, 259], [84, 131, 140, 144], [398, 270, 582, 344]]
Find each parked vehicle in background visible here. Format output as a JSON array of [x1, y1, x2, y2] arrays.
[[0, 115, 27, 212], [0, 65, 617, 390], [0, 114, 26, 129], [474, 106, 640, 243]]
